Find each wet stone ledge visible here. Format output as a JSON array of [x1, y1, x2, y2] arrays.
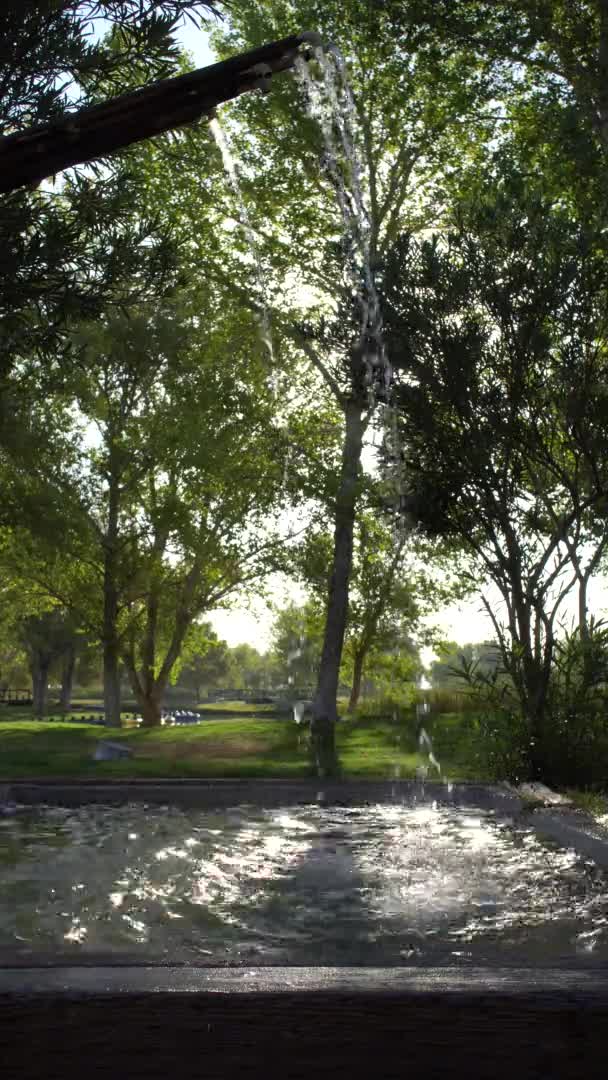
[[4, 777, 608, 874], [2, 783, 608, 1075], [2, 777, 523, 812], [1, 965, 608, 1079]]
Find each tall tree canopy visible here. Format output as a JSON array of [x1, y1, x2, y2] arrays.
[[134, 0, 496, 771], [383, 139, 608, 773], [1, 286, 295, 725], [0, 1, 221, 365]]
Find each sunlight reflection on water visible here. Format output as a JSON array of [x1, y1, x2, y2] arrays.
[[1, 802, 607, 966]]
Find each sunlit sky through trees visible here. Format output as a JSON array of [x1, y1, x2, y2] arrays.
[[87, 13, 608, 659]]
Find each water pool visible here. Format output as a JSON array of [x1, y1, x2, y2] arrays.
[[1, 801, 607, 967]]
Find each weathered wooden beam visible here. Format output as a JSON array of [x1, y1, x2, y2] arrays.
[[1, 966, 607, 1080], [0, 32, 320, 194]]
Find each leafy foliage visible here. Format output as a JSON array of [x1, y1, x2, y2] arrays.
[[382, 143, 608, 772]]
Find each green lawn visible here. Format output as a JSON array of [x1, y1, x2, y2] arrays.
[[197, 700, 287, 715], [72, 698, 285, 714], [0, 708, 485, 780]]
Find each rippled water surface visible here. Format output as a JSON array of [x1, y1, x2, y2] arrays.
[[1, 802, 607, 966]]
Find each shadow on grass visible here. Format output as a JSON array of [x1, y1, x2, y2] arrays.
[[0, 710, 489, 781], [337, 708, 488, 781], [0, 722, 110, 778], [0, 718, 315, 779]]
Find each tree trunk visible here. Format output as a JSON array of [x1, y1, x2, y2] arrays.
[[597, 0, 608, 155], [348, 650, 366, 712], [0, 35, 313, 196], [59, 644, 76, 712], [121, 551, 200, 729], [31, 658, 50, 717], [123, 653, 166, 729], [579, 576, 589, 643], [526, 701, 546, 781], [578, 576, 595, 687], [139, 692, 163, 728], [103, 646, 121, 727], [312, 398, 366, 776], [521, 650, 552, 780], [502, 585, 554, 780], [103, 463, 122, 727]]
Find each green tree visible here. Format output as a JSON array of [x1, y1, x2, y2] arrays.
[[383, 158, 608, 776], [0, 2, 218, 387], [298, 511, 467, 709], [0, 582, 30, 691], [430, 641, 501, 689], [392, 1, 608, 157], [72, 635, 103, 696], [270, 599, 324, 689], [175, 622, 231, 699], [175, 0, 495, 772], [225, 643, 278, 691], [3, 287, 292, 725], [18, 608, 79, 716], [343, 526, 419, 712]]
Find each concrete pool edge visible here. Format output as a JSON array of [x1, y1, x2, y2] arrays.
[[522, 804, 608, 870], [1, 964, 608, 995], [3, 782, 608, 1076], [1, 777, 523, 809], [4, 775, 608, 871], [2, 966, 608, 1080], [5, 777, 608, 865]]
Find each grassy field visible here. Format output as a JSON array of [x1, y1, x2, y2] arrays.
[[69, 699, 284, 712], [197, 700, 287, 715], [0, 707, 483, 780], [3, 702, 607, 818]]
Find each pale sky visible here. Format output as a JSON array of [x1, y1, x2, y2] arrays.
[[175, 15, 216, 66]]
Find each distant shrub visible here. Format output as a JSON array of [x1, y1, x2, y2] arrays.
[[421, 687, 475, 714], [437, 624, 608, 787], [345, 686, 417, 721], [474, 708, 531, 782], [539, 623, 608, 788], [431, 653, 533, 781], [539, 702, 608, 788]]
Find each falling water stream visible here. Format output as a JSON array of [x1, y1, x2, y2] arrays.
[[211, 43, 404, 513], [209, 116, 275, 372], [293, 45, 390, 402], [292, 46, 408, 541]]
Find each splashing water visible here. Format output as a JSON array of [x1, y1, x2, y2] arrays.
[[293, 700, 310, 725], [418, 726, 441, 777], [286, 629, 306, 675], [209, 116, 275, 374], [2, 802, 608, 967], [294, 47, 391, 405], [212, 48, 405, 523], [382, 402, 409, 541], [416, 695, 441, 780], [281, 438, 291, 492]]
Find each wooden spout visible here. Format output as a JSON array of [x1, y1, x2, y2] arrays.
[[0, 32, 314, 194]]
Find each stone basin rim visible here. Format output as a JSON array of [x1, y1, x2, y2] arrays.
[[3, 777, 608, 870], [2, 964, 608, 997]]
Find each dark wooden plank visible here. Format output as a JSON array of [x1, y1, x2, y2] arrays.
[[0, 34, 315, 193], [1, 967, 607, 1080]]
